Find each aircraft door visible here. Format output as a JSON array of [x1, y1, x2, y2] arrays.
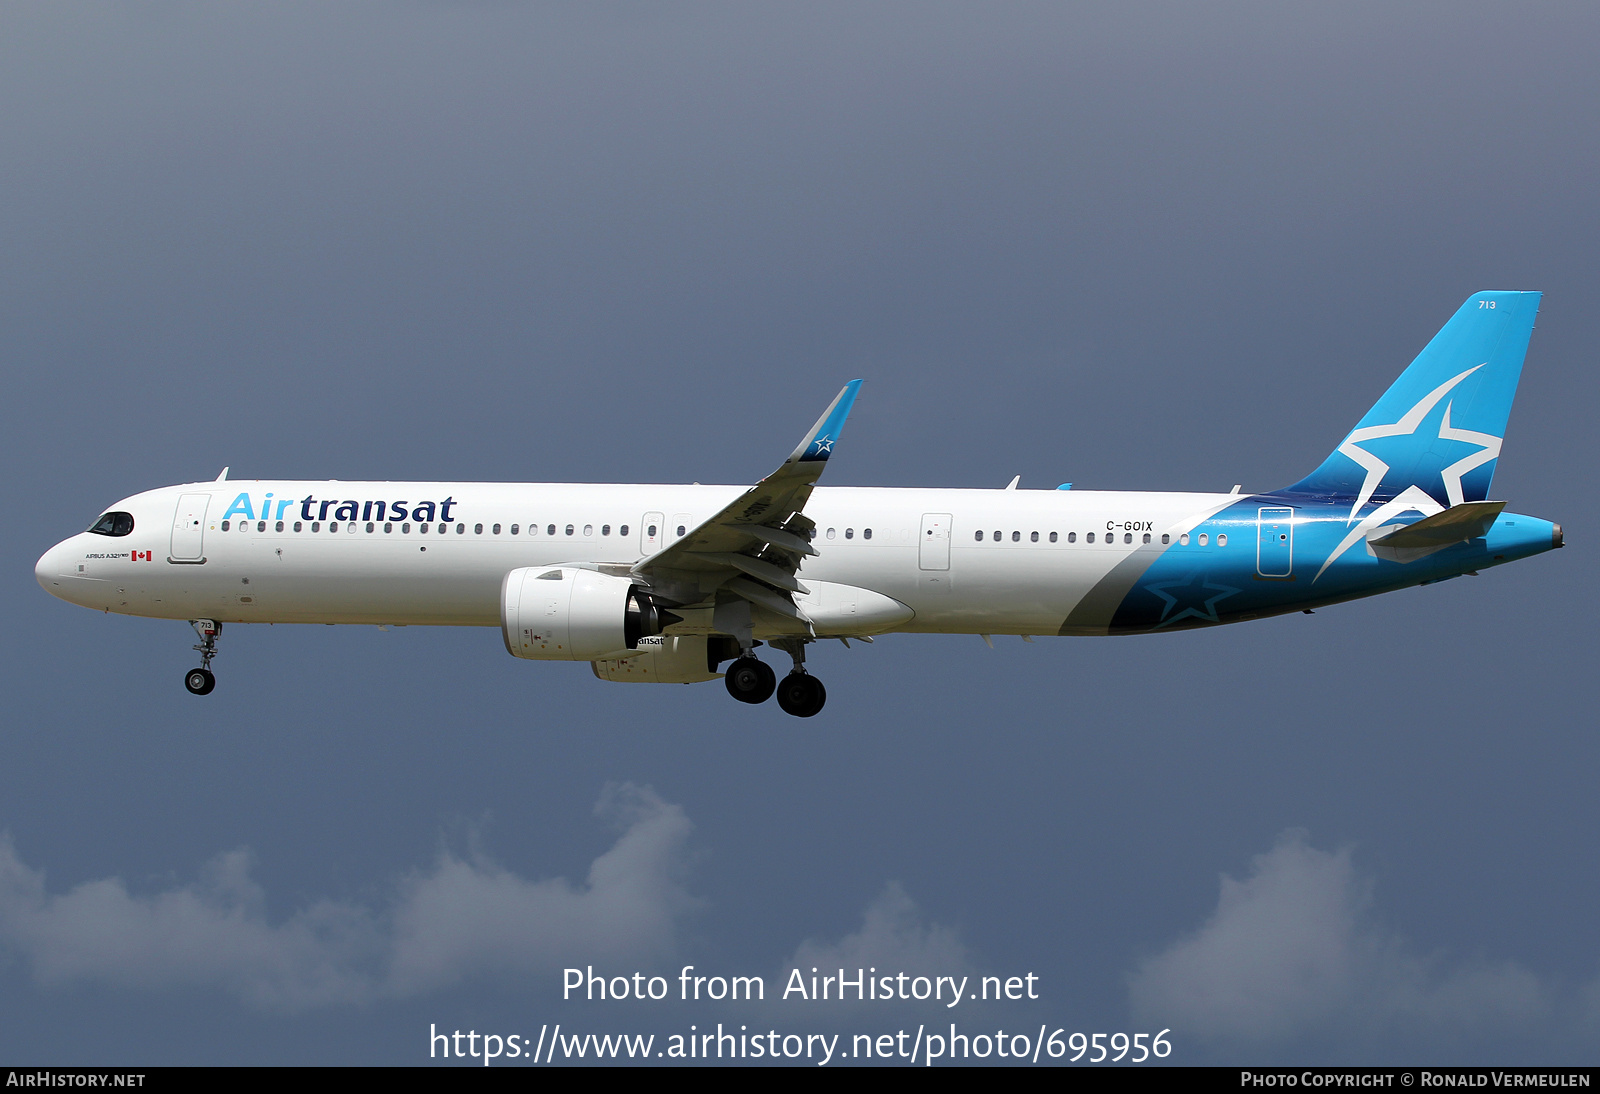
[[169, 493, 210, 562], [640, 512, 664, 555], [919, 513, 951, 570], [1257, 507, 1293, 577]]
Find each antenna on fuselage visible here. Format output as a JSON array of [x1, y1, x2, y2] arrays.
[[215, 467, 229, 482]]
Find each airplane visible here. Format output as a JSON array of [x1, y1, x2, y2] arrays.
[[35, 291, 1562, 717]]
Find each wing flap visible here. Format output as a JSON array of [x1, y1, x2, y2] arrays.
[[632, 382, 860, 631], [690, 551, 811, 594]]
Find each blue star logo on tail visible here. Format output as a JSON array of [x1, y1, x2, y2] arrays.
[[1335, 364, 1500, 521], [1314, 364, 1503, 581]]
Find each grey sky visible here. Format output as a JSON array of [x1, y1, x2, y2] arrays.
[[3, 2, 1598, 1064]]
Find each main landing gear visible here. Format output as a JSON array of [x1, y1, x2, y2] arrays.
[[724, 656, 776, 705], [184, 619, 220, 695], [724, 639, 827, 717]]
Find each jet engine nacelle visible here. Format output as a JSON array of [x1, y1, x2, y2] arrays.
[[501, 566, 674, 661], [591, 635, 725, 684]]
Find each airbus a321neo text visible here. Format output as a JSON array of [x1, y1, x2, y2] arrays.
[[37, 292, 1562, 716]]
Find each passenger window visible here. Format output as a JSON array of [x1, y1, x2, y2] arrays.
[[565, 525, 574, 536], [602, 524, 610, 536], [1217, 533, 1228, 546], [1124, 533, 1132, 544], [863, 528, 872, 540], [845, 528, 854, 539], [366, 522, 375, 533], [548, 525, 557, 536], [1161, 533, 1170, 544], [974, 530, 983, 541], [1179, 533, 1189, 545], [1199, 533, 1209, 545], [402, 523, 411, 533], [1086, 532, 1095, 543], [241, 522, 249, 533], [294, 522, 303, 532], [583, 524, 593, 536], [257, 521, 266, 532], [510, 524, 519, 535], [1030, 531, 1039, 542], [992, 530, 1000, 541], [676, 525, 686, 537], [620, 525, 629, 537], [1011, 531, 1020, 542], [311, 522, 320, 532], [276, 521, 284, 532], [384, 523, 392, 533], [221, 521, 231, 531], [88, 512, 135, 536], [827, 528, 836, 540], [474, 523, 483, 534], [457, 524, 465, 534], [492, 524, 500, 535], [647, 525, 657, 537], [1142, 533, 1151, 544]]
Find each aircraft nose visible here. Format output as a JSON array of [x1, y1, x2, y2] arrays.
[[35, 540, 71, 593]]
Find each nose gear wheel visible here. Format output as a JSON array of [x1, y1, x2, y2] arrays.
[[185, 619, 221, 696]]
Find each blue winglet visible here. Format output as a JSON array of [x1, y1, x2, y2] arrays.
[[793, 379, 863, 463]]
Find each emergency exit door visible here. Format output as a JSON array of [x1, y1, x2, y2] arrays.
[[169, 494, 210, 562], [919, 513, 951, 570], [1257, 507, 1294, 577], [640, 512, 664, 555]]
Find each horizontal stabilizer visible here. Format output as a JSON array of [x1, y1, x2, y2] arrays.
[[1368, 500, 1504, 563]]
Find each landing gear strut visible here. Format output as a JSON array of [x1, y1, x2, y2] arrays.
[[772, 638, 826, 717], [185, 619, 220, 695]]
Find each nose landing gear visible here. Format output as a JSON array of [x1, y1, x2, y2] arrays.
[[184, 619, 220, 695]]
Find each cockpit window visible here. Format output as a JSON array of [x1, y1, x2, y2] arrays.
[[88, 511, 135, 537]]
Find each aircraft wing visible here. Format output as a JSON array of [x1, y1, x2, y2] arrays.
[[631, 380, 862, 635]]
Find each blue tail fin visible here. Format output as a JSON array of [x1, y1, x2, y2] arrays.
[[1286, 290, 1541, 511]]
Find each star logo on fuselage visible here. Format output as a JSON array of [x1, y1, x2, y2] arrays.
[[1144, 570, 1241, 628]]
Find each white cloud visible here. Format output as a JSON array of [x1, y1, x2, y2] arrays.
[[788, 881, 972, 981], [1128, 830, 1549, 1044], [0, 783, 696, 1009]]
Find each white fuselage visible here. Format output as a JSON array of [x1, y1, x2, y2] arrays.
[[37, 480, 1240, 636]]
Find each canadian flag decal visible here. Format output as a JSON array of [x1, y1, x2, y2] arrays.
[[133, 550, 153, 561]]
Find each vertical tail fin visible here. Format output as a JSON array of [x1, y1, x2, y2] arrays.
[[1286, 290, 1541, 513]]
